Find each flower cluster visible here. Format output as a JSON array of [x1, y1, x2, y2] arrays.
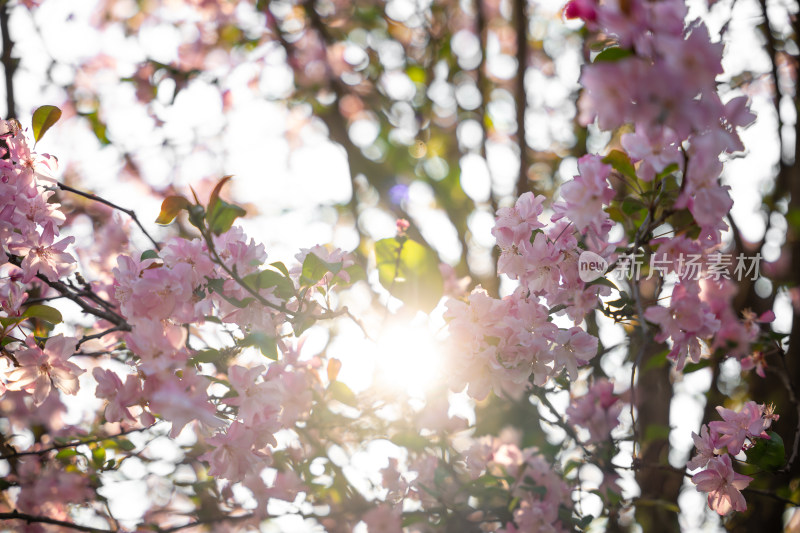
[[462, 437, 574, 533], [689, 402, 778, 515], [566, 378, 623, 444], [0, 122, 74, 283]]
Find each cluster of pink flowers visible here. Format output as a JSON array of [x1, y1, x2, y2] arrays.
[[689, 402, 778, 515], [566, 378, 623, 444], [563, 0, 768, 378], [444, 283, 598, 400], [104, 230, 341, 498], [0, 122, 74, 283], [463, 436, 573, 533]]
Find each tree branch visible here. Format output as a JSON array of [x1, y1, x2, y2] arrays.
[[0, 0, 16, 119], [0, 511, 113, 533], [56, 182, 161, 251], [514, 0, 529, 198], [0, 425, 150, 460]]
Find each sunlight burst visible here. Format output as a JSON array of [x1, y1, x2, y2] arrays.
[[371, 322, 444, 397]]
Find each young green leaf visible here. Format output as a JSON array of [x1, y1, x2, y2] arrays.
[[301, 252, 341, 285], [155, 195, 191, 225], [375, 237, 443, 311], [603, 150, 637, 182], [22, 304, 63, 324], [593, 47, 634, 63], [32, 105, 62, 143], [745, 431, 785, 471], [243, 269, 295, 300], [206, 199, 246, 235]]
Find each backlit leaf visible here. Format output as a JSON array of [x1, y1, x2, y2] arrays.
[[32, 105, 62, 143], [375, 237, 443, 311], [155, 196, 191, 225]]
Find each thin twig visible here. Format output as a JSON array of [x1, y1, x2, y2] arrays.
[[0, 0, 16, 119], [56, 182, 161, 251], [7, 254, 130, 328], [514, 0, 529, 198], [76, 326, 128, 347], [0, 426, 150, 459], [0, 510, 113, 533]]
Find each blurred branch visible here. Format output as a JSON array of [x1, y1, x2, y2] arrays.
[[0, 426, 150, 460], [514, 0, 528, 198], [0, 511, 113, 533], [0, 0, 16, 119]]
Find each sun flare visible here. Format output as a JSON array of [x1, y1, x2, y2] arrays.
[[370, 322, 444, 396]]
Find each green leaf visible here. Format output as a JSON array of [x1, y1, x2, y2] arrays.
[[241, 332, 278, 360], [656, 163, 680, 180], [301, 253, 341, 285], [343, 264, 366, 285], [745, 431, 785, 471], [603, 150, 637, 182], [621, 197, 645, 216], [140, 250, 159, 261], [55, 448, 78, 461], [204, 175, 246, 235], [563, 460, 582, 476], [375, 237, 443, 311], [270, 261, 291, 278], [593, 47, 634, 63], [117, 439, 136, 452], [22, 304, 63, 324], [0, 316, 25, 328], [643, 349, 668, 372], [189, 349, 222, 364], [605, 206, 625, 223], [155, 195, 191, 225], [31, 105, 62, 143], [328, 380, 357, 406], [391, 431, 429, 451], [682, 360, 711, 373], [243, 269, 295, 300], [81, 110, 110, 145], [207, 199, 246, 235], [92, 446, 106, 468]]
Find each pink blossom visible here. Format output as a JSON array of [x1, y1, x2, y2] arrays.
[[549, 327, 598, 380], [552, 154, 614, 233], [644, 281, 720, 370], [8, 223, 75, 283], [687, 424, 718, 471], [566, 378, 622, 443], [92, 368, 144, 423], [709, 401, 772, 454], [199, 421, 271, 482], [160, 236, 216, 286], [492, 192, 547, 249], [146, 370, 223, 438], [223, 364, 281, 426], [6, 334, 83, 405], [692, 454, 752, 515], [361, 504, 402, 533]]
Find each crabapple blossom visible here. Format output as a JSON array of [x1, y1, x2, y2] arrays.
[[692, 454, 752, 515], [5, 334, 83, 405], [566, 378, 623, 443]]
